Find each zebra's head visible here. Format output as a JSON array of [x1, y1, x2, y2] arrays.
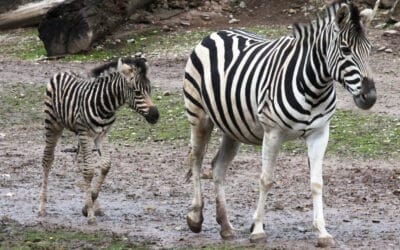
[[327, 1, 377, 110], [117, 58, 159, 124]]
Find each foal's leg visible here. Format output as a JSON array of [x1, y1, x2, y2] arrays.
[[186, 113, 213, 233], [39, 126, 63, 216], [212, 134, 240, 239], [250, 129, 283, 242], [78, 132, 97, 225], [306, 124, 335, 247], [91, 134, 111, 216]]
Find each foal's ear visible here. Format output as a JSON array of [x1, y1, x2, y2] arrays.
[[336, 4, 351, 30], [117, 58, 123, 71]]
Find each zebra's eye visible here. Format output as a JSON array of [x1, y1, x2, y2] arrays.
[[341, 46, 352, 56], [134, 90, 142, 96]]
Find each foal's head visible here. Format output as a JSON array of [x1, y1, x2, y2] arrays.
[[92, 57, 159, 124]]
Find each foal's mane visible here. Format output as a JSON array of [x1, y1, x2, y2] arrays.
[[90, 57, 148, 77]]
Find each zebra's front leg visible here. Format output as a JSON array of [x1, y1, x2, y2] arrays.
[[186, 117, 213, 233], [39, 128, 63, 216], [91, 135, 111, 217], [306, 124, 335, 247], [79, 132, 97, 225], [212, 134, 240, 239], [250, 130, 283, 243]]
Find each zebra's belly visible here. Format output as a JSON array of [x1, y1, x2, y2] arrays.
[[203, 102, 264, 145]]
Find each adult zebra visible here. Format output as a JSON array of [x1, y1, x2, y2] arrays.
[[39, 57, 159, 225], [183, 0, 376, 246]]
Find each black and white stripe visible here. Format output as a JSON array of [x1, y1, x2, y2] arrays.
[[184, 0, 376, 244], [39, 57, 159, 225]]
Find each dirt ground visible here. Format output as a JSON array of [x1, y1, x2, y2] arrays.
[[1, 0, 400, 249]]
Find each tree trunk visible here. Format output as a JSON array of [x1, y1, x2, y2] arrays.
[[38, 0, 155, 56], [0, 0, 66, 29]]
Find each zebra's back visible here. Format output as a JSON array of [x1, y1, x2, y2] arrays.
[[184, 29, 336, 144], [45, 72, 117, 134], [184, 29, 287, 144]]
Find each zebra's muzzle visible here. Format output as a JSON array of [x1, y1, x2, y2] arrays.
[[353, 77, 377, 110], [144, 106, 159, 124]]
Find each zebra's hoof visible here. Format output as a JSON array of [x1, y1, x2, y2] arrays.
[[316, 237, 335, 248], [187, 213, 203, 233], [220, 229, 236, 240], [94, 209, 105, 217], [87, 217, 97, 225], [249, 232, 267, 243]]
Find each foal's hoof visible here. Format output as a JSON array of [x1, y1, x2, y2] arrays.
[[187, 214, 203, 233], [220, 229, 236, 240], [249, 232, 267, 243], [82, 206, 88, 217], [316, 237, 335, 248]]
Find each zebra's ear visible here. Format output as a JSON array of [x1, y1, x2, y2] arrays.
[[336, 4, 351, 30]]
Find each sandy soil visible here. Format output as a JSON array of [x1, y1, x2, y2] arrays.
[[1, 1, 400, 249]]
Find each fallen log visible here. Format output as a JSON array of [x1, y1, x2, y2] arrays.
[[0, 0, 66, 29], [38, 0, 155, 56]]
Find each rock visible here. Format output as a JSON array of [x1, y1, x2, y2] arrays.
[[201, 13, 211, 21], [239, 1, 246, 8], [228, 18, 239, 24], [288, 8, 297, 14], [126, 38, 135, 44], [394, 21, 400, 28], [163, 91, 171, 96], [162, 24, 173, 32], [384, 48, 393, 53], [383, 29, 399, 35], [180, 21, 190, 26], [377, 46, 387, 51], [374, 23, 386, 29]]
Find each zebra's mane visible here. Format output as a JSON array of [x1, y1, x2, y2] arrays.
[[90, 57, 148, 77], [292, 0, 364, 39]]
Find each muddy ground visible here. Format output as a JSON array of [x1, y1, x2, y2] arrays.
[[1, 1, 400, 249]]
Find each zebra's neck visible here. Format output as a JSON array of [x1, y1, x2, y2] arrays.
[[94, 73, 127, 115]]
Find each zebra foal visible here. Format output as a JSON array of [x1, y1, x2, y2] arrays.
[[184, 0, 376, 246], [39, 57, 159, 225]]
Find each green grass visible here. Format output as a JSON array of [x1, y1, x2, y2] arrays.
[[0, 83, 44, 127], [0, 25, 289, 61], [0, 220, 144, 249], [110, 92, 189, 143], [1, 84, 399, 159]]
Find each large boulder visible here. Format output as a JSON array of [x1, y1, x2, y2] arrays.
[[389, 0, 400, 22]]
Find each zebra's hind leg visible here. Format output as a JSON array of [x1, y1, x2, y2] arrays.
[[78, 132, 97, 225], [186, 113, 213, 233], [39, 126, 63, 217], [212, 134, 240, 239]]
